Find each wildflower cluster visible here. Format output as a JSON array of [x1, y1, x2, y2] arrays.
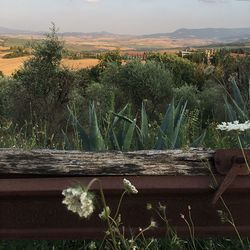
[[99, 206, 111, 221], [123, 178, 138, 194], [217, 120, 250, 132], [62, 187, 94, 218], [62, 178, 138, 220]]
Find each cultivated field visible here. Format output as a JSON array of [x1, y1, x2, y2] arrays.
[[62, 58, 99, 70], [0, 47, 99, 75]]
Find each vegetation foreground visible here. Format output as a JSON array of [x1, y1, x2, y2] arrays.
[[0, 26, 250, 249]]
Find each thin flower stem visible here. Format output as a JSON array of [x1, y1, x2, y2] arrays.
[[188, 208, 195, 240], [206, 162, 245, 250], [219, 197, 245, 250], [86, 178, 119, 250], [133, 225, 153, 242], [181, 216, 196, 250], [237, 136, 250, 173], [145, 239, 155, 250], [107, 216, 128, 249], [155, 209, 170, 237], [113, 191, 126, 220]]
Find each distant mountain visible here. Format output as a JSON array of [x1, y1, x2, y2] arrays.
[[0, 26, 119, 38], [1, 26, 250, 43], [0, 26, 125, 38], [59, 31, 115, 37], [143, 28, 250, 42], [0, 26, 41, 35]]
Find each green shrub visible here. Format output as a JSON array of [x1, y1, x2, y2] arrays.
[[98, 49, 123, 69], [2, 46, 30, 58], [199, 80, 225, 122], [146, 53, 198, 87], [11, 25, 76, 135], [173, 84, 199, 110], [101, 60, 174, 116], [85, 82, 115, 118]]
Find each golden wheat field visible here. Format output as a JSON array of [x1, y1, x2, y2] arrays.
[[61, 58, 99, 70], [0, 49, 99, 76]]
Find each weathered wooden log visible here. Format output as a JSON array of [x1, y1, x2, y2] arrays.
[[0, 148, 215, 176]]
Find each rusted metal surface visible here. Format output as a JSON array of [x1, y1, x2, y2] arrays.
[[1, 175, 250, 239], [0, 149, 250, 239], [213, 149, 250, 204], [214, 149, 250, 175]]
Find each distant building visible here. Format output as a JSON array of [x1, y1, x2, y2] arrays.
[[180, 49, 193, 57]]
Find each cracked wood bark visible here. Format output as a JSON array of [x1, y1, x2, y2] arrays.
[[0, 148, 215, 177]]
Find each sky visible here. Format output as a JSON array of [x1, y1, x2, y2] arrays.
[[0, 0, 250, 34]]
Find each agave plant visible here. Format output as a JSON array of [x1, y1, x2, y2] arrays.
[[222, 77, 250, 147], [154, 99, 187, 149], [111, 102, 152, 150], [65, 103, 105, 151], [64, 99, 206, 151], [223, 78, 249, 122]]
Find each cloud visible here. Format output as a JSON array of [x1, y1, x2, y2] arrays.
[[199, 0, 227, 3], [199, 0, 250, 2], [84, 0, 100, 3]]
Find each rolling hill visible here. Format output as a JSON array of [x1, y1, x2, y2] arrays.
[[1, 26, 250, 43]]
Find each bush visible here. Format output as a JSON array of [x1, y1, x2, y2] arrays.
[[173, 84, 199, 110], [199, 80, 225, 122], [98, 49, 123, 69], [85, 82, 115, 118], [101, 60, 174, 116], [146, 53, 198, 87], [10, 25, 76, 135], [2, 46, 30, 58]]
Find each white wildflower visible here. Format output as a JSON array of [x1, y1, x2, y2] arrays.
[[146, 203, 152, 210], [79, 191, 94, 218], [150, 220, 157, 228], [62, 187, 94, 218], [89, 241, 97, 250], [217, 120, 250, 132], [123, 178, 138, 194], [99, 206, 111, 221]]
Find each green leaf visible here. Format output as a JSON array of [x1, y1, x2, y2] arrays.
[[155, 99, 174, 149], [140, 102, 149, 146], [172, 101, 187, 149], [191, 131, 206, 148], [89, 103, 105, 151], [62, 129, 72, 150], [231, 78, 245, 112], [67, 106, 90, 150], [122, 120, 136, 151]]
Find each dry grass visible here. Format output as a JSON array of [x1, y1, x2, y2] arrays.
[[0, 50, 99, 76], [62, 58, 99, 69], [0, 46, 10, 51], [0, 56, 30, 75]]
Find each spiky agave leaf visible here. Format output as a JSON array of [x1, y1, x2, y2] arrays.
[[140, 101, 149, 148], [67, 106, 90, 150], [122, 119, 136, 151], [88, 103, 105, 151]]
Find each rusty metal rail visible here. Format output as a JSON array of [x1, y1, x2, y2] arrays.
[[0, 149, 250, 239]]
